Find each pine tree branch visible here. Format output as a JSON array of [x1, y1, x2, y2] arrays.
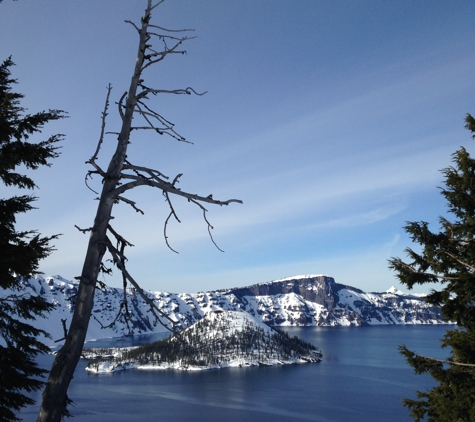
[[413, 353, 475, 368], [397, 261, 459, 281], [439, 250, 475, 272]]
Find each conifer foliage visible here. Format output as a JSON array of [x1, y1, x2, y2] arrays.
[[389, 114, 475, 422], [85, 311, 321, 371], [0, 57, 65, 421]]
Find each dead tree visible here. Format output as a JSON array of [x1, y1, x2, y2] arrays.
[[37, 2, 241, 421]]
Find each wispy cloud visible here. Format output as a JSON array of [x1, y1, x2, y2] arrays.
[[302, 206, 406, 231]]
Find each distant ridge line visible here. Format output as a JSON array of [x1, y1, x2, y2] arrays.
[[4, 274, 450, 346]]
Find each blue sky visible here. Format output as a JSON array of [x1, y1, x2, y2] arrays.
[[1, 0, 475, 294]]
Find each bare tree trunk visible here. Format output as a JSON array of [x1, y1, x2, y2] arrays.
[[37, 2, 242, 420], [37, 24, 142, 422]]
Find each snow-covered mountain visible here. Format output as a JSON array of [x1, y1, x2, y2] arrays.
[[5, 274, 447, 346], [85, 310, 322, 373]]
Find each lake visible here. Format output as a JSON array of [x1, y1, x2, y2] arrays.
[[21, 325, 450, 422]]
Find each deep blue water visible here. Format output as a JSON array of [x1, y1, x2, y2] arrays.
[[21, 325, 450, 422]]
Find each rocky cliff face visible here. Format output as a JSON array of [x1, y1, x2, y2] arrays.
[[226, 275, 338, 310], [221, 275, 443, 327], [2, 274, 448, 345]]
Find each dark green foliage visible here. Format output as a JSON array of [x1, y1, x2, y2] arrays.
[[272, 328, 319, 357], [389, 114, 475, 421], [0, 57, 65, 421]]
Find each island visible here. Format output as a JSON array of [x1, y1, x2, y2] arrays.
[[84, 310, 322, 373]]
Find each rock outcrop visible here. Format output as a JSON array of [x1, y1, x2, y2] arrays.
[[2, 274, 448, 345]]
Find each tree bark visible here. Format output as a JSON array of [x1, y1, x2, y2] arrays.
[[37, 6, 149, 422]]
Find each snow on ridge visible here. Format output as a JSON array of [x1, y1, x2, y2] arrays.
[[386, 286, 406, 295], [410, 292, 428, 298], [191, 310, 274, 337], [384, 286, 427, 298], [4, 274, 449, 348], [267, 274, 330, 284]]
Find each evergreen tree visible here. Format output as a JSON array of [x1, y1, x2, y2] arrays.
[[389, 114, 475, 422], [0, 57, 65, 421]]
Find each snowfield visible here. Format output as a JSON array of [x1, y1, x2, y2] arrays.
[[1, 274, 450, 347]]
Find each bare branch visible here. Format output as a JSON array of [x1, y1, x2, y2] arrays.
[[144, 36, 189, 55], [107, 224, 134, 249], [116, 195, 145, 214], [136, 99, 175, 127], [147, 24, 194, 33], [84, 172, 100, 195], [54, 319, 68, 343], [122, 162, 169, 181], [140, 36, 194, 71], [92, 301, 131, 332], [82, 85, 110, 197], [131, 126, 164, 131], [172, 173, 182, 186], [86, 160, 107, 179], [118, 91, 127, 121], [95, 231, 134, 332], [134, 101, 191, 143], [137, 87, 207, 100], [74, 225, 93, 234], [105, 240, 181, 333], [162, 191, 181, 253], [124, 19, 140, 33], [164, 211, 179, 254], [134, 101, 156, 130], [89, 84, 112, 164], [115, 169, 236, 252], [150, 0, 165, 11], [114, 175, 243, 207], [164, 191, 181, 223], [189, 198, 224, 252]]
